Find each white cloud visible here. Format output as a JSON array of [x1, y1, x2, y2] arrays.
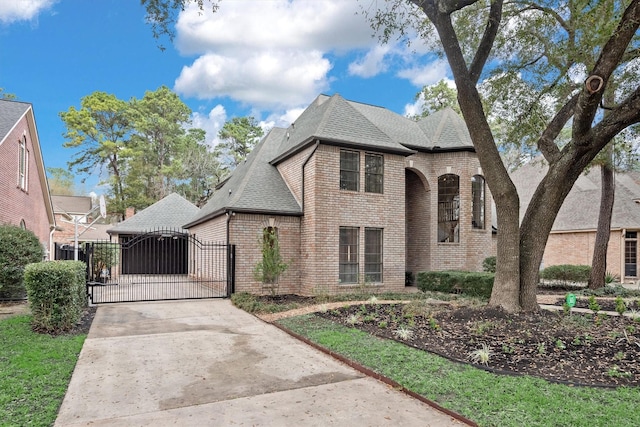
[[397, 59, 449, 87], [191, 104, 227, 149], [0, 0, 55, 24], [175, 50, 332, 110], [348, 45, 392, 78], [175, 0, 371, 55], [171, 0, 387, 111]]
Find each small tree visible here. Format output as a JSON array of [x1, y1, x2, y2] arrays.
[[253, 228, 288, 294], [0, 225, 44, 299]]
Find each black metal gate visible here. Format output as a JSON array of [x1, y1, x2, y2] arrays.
[[85, 229, 235, 304]]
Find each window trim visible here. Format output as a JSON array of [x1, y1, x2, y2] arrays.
[[364, 227, 383, 283], [339, 226, 359, 283], [437, 174, 460, 243], [472, 175, 485, 230], [18, 136, 28, 192], [339, 150, 360, 191], [364, 153, 384, 194]]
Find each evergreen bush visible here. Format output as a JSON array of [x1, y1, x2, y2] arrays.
[[540, 264, 591, 283], [24, 261, 86, 334], [0, 225, 44, 299], [416, 271, 494, 299]]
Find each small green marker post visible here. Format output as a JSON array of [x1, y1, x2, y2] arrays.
[[566, 293, 576, 313]]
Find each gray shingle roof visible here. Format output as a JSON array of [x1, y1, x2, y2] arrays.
[[271, 94, 416, 163], [415, 107, 474, 150], [108, 193, 199, 234], [188, 94, 478, 225], [185, 128, 302, 227], [0, 100, 30, 144], [512, 161, 640, 231]]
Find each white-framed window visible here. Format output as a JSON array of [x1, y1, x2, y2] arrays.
[[18, 136, 28, 191]]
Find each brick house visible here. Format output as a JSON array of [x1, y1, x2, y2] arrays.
[[512, 161, 640, 283], [0, 99, 55, 258], [184, 94, 494, 295]]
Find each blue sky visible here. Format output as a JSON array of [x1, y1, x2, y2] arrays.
[[0, 0, 451, 194]]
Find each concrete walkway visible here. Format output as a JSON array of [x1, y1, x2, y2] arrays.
[[55, 300, 468, 426]]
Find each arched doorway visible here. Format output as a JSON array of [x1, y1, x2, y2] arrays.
[[405, 169, 430, 284]]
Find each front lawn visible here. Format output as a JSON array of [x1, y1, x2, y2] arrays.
[[0, 315, 86, 427], [278, 314, 640, 427]]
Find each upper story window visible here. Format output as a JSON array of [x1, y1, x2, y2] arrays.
[[340, 150, 359, 191], [438, 174, 459, 243], [365, 153, 384, 194], [472, 175, 485, 229], [18, 136, 28, 192]]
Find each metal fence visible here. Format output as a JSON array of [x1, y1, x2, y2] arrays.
[[84, 229, 234, 304]]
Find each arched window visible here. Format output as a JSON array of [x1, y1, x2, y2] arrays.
[[438, 174, 459, 242], [472, 175, 485, 229]]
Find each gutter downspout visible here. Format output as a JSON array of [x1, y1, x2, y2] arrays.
[[301, 140, 320, 214], [226, 210, 234, 296]]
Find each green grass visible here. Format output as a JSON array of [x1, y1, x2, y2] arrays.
[[278, 315, 640, 427], [0, 315, 86, 427]]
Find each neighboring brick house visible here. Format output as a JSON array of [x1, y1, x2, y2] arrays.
[[512, 161, 640, 283], [184, 94, 494, 295], [0, 99, 55, 258], [51, 195, 110, 256]]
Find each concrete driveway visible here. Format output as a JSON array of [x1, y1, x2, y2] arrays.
[[55, 300, 468, 426]]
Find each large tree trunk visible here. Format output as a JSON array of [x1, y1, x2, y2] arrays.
[[588, 156, 615, 289]]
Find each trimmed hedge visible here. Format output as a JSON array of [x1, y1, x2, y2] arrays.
[[540, 264, 591, 283], [482, 256, 496, 273], [416, 271, 494, 299], [0, 225, 44, 299], [24, 261, 87, 334]]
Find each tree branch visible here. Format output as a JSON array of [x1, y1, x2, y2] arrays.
[[469, 0, 504, 83], [573, 1, 640, 140], [537, 94, 579, 163]]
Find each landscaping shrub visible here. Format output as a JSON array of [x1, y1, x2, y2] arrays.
[[24, 261, 87, 334], [416, 271, 494, 299], [482, 256, 496, 273], [540, 264, 591, 283], [0, 225, 44, 299]]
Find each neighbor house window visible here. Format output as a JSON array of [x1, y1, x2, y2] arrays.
[[625, 231, 637, 277], [365, 153, 384, 193], [18, 136, 28, 191], [340, 150, 359, 191], [438, 174, 459, 243], [365, 228, 383, 282], [339, 227, 359, 283], [472, 175, 485, 229]]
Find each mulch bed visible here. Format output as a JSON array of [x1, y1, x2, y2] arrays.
[[316, 301, 640, 387]]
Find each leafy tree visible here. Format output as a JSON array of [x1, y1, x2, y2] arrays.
[[254, 228, 289, 295], [60, 92, 132, 218], [126, 86, 194, 204], [410, 79, 461, 119], [0, 88, 17, 100], [367, 0, 640, 312], [46, 167, 76, 196], [215, 116, 264, 172]]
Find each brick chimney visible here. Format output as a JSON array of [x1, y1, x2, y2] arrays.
[[125, 207, 135, 219]]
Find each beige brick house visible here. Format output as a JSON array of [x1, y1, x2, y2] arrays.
[[184, 94, 494, 295], [512, 161, 640, 283]]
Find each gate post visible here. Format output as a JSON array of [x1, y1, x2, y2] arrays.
[[227, 244, 235, 297]]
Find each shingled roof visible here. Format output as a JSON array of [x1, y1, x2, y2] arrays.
[[185, 127, 302, 228], [108, 193, 199, 234], [512, 161, 640, 231], [186, 93, 477, 227], [0, 100, 31, 144]]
